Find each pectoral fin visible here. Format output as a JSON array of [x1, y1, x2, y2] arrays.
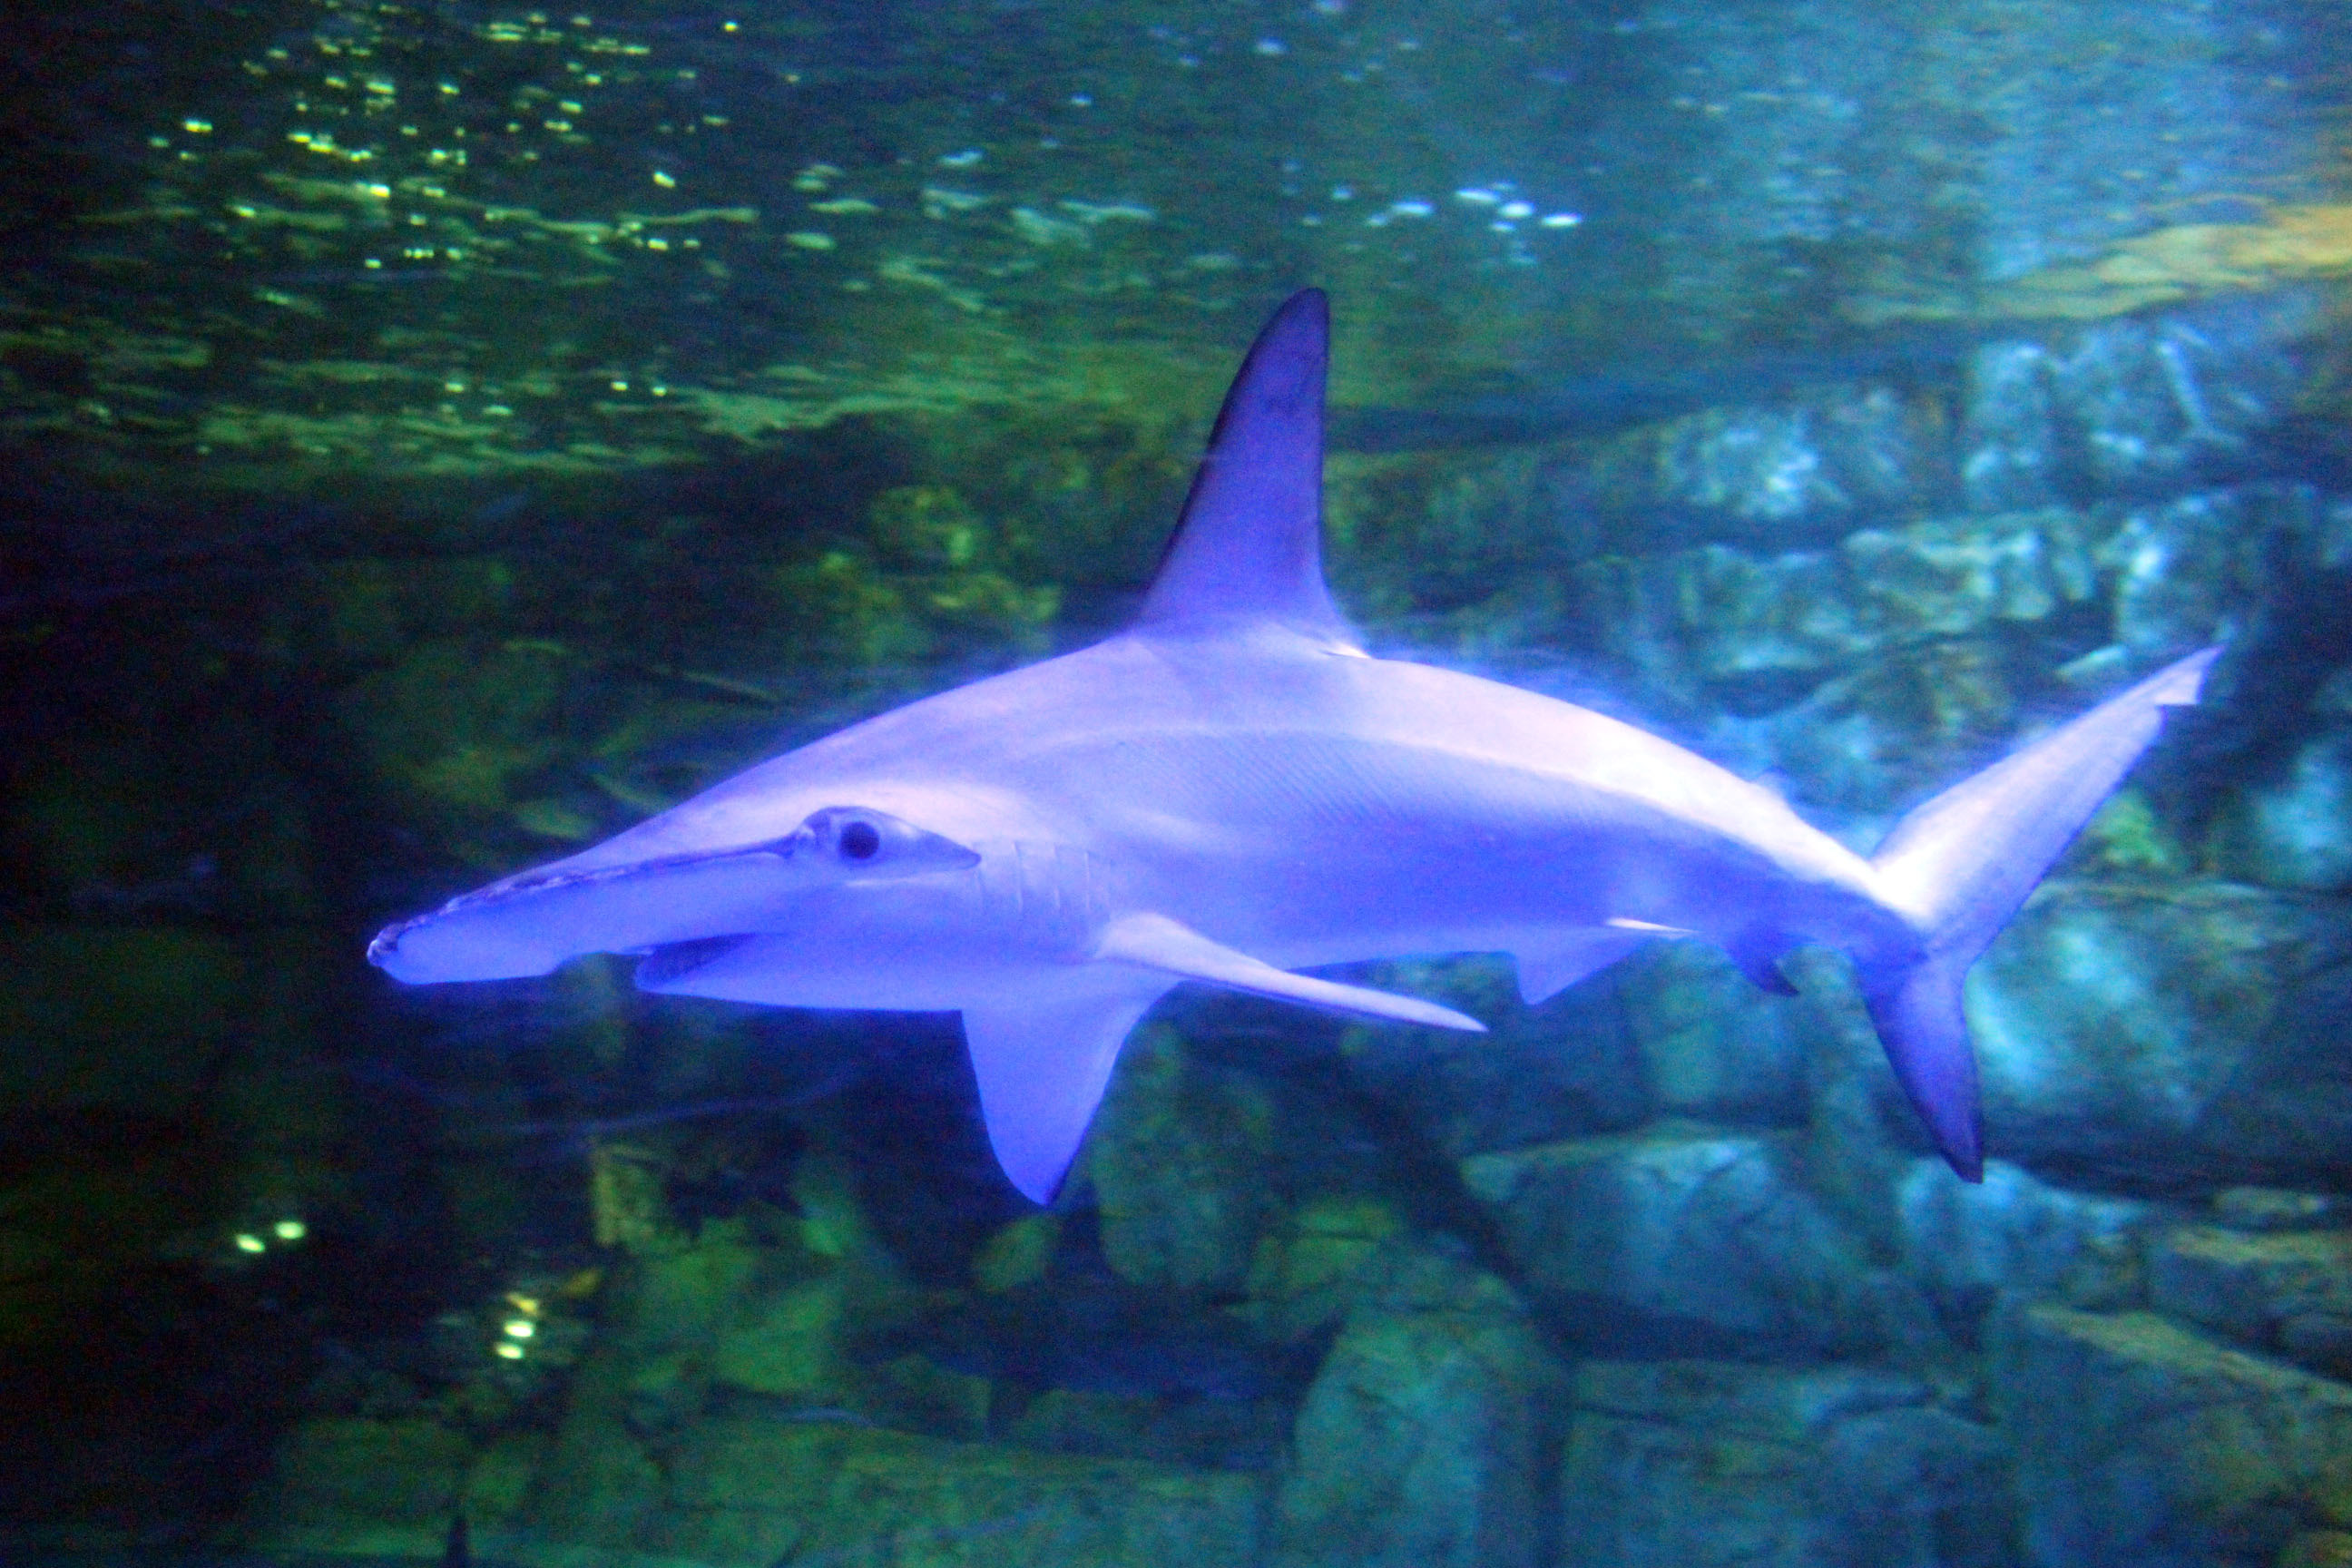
[[1516, 926, 1664, 1005], [1093, 913, 1485, 1033], [964, 983, 1172, 1204]]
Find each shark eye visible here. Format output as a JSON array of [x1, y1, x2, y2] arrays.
[[838, 819, 882, 861]]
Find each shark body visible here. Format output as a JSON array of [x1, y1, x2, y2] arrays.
[[371, 290, 2216, 1202]]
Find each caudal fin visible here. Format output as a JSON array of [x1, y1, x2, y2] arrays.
[[1862, 645, 2220, 1180]]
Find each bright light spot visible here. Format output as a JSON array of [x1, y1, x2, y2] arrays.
[[503, 1318, 536, 1339], [1255, 38, 1288, 55], [495, 1342, 526, 1360], [652, 170, 677, 188], [183, 119, 213, 134], [785, 230, 837, 250], [722, 18, 738, 30], [363, 258, 383, 269], [1499, 201, 1534, 220], [1068, 93, 1093, 107], [1330, 184, 1353, 201], [445, 378, 467, 393], [1388, 199, 1433, 217], [234, 1233, 266, 1254], [938, 149, 984, 168], [1540, 211, 1583, 228], [609, 378, 629, 391], [273, 1219, 307, 1242], [1454, 187, 1500, 205]]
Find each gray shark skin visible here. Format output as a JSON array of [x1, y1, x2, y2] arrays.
[[370, 289, 2218, 1203]]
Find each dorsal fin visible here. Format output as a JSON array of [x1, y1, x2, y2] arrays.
[[1137, 289, 1358, 646]]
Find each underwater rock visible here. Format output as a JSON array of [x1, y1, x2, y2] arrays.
[[2150, 1225, 2352, 1351], [1462, 1124, 1884, 1356], [711, 1269, 884, 1408], [1580, 505, 2092, 707], [2100, 486, 2309, 658], [973, 1212, 1061, 1294], [855, 1274, 1296, 1408], [1991, 1303, 2352, 1568], [2212, 1187, 2352, 1234], [1573, 381, 1952, 548], [1967, 879, 2352, 1185], [1243, 1197, 1406, 1344], [1619, 943, 1809, 1127], [2210, 727, 2352, 894], [526, 1342, 666, 1552], [613, 1221, 773, 1353], [233, 1416, 470, 1557], [1725, 639, 2032, 819], [1897, 1158, 2176, 1322], [456, 1432, 545, 1537], [1337, 956, 1651, 1161], [1961, 297, 2319, 509], [1960, 339, 2068, 514], [1557, 1359, 2014, 1568], [1271, 1250, 1565, 1568], [652, 1418, 1264, 1568], [1086, 1024, 1278, 1294], [2284, 1533, 2352, 1568], [337, 636, 573, 840]]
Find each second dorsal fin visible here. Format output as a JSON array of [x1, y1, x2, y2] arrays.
[[1136, 289, 1358, 647]]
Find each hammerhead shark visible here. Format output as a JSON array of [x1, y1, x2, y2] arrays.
[[370, 289, 2216, 1202]]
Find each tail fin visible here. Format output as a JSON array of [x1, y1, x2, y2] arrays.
[[1862, 645, 2220, 1180]]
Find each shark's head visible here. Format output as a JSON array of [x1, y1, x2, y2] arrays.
[[368, 801, 986, 992]]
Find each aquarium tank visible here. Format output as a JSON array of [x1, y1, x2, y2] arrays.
[[5, 0, 2352, 1563]]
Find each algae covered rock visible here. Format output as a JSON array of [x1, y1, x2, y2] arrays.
[[1991, 1304, 2352, 1568], [1271, 1250, 1566, 1568], [1087, 1024, 1278, 1294], [1619, 942, 1809, 1127], [1463, 1123, 1884, 1356], [1338, 954, 1650, 1160], [1557, 1360, 2014, 1568], [652, 1418, 1264, 1568], [2150, 1226, 2352, 1351], [1967, 879, 2352, 1184], [2210, 727, 2352, 895], [338, 635, 574, 838], [1576, 381, 1952, 548], [1897, 1157, 2176, 1319], [234, 1416, 470, 1558]]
